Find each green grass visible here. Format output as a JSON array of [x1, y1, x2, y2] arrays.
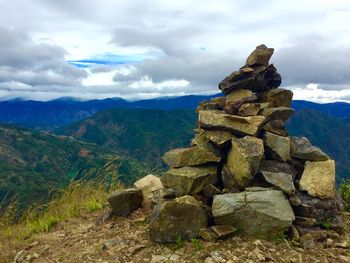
[[339, 179, 350, 210]]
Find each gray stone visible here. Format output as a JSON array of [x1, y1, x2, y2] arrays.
[[162, 144, 221, 168], [259, 107, 295, 122], [212, 188, 294, 236], [260, 170, 295, 195], [108, 189, 143, 216], [291, 137, 329, 161], [149, 198, 207, 243], [162, 166, 218, 196], [226, 136, 264, 187], [263, 131, 291, 162], [134, 174, 163, 210], [198, 110, 265, 136], [191, 128, 233, 149], [262, 120, 288, 137]]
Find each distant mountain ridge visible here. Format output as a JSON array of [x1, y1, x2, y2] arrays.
[[1, 95, 349, 129]]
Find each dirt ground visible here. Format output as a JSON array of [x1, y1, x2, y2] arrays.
[[9, 209, 350, 263]]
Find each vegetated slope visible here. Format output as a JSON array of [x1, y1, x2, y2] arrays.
[[292, 100, 350, 119], [287, 109, 350, 183], [55, 108, 197, 166], [0, 125, 151, 210]]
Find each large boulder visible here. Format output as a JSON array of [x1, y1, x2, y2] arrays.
[[245, 44, 274, 66], [219, 64, 281, 94], [299, 160, 336, 199], [258, 88, 293, 107], [162, 144, 221, 168], [212, 188, 295, 236], [191, 129, 233, 149], [291, 137, 329, 161], [259, 107, 295, 122], [134, 174, 163, 210], [226, 136, 264, 187], [149, 196, 208, 243], [161, 166, 218, 196], [263, 131, 291, 162], [108, 189, 143, 216], [198, 110, 265, 136]]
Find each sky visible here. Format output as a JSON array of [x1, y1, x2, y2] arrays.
[[0, 0, 350, 102]]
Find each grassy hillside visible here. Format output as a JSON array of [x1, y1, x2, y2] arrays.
[[0, 125, 152, 211], [55, 108, 197, 166]]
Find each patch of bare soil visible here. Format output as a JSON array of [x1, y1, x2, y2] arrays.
[[12, 210, 350, 263]]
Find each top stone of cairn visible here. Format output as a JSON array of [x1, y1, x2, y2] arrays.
[[219, 44, 281, 94]]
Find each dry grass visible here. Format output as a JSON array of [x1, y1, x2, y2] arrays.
[[0, 178, 122, 263]]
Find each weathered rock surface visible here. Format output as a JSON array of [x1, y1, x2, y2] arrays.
[[262, 120, 288, 136], [219, 64, 281, 94], [259, 160, 297, 179], [226, 136, 264, 187], [259, 88, 293, 107], [237, 103, 264, 116], [199, 225, 237, 242], [259, 107, 295, 121], [260, 170, 295, 195], [162, 144, 221, 168], [134, 174, 163, 209], [149, 197, 207, 242], [210, 96, 226, 108], [263, 131, 291, 162], [151, 188, 176, 207], [224, 95, 257, 115], [299, 160, 336, 199], [212, 188, 295, 236], [161, 166, 218, 196], [192, 129, 233, 149], [246, 44, 274, 66], [198, 110, 265, 136], [291, 137, 329, 161], [226, 89, 253, 104], [108, 189, 143, 216]]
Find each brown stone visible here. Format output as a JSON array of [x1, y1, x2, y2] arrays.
[[191, 128, 233, 149], [262, 120, 288, 136], [263, 131, 291, 162], [237, 103, 262, 116], [258, 88, 293, 107], [259, 107, 295, 122], [246, 44, 274, 66]]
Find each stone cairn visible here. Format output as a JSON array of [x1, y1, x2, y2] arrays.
[[108, 45, 344, 245]]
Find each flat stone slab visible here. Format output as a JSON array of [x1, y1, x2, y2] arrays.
[[291, 137, 329, 161], [161, 166, 218, 196], [108, 189, 143, 217], [198, 110, 265, 136]]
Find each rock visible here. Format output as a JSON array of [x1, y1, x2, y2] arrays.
[[211, 225, 237, 238], [259, 107, 295, 122], [224, 95, 257, 115], [151, 188, 176, 207], [219, 64, 281, 94], [300, 234, 315, 249], [246, 44, 274, 66], [212, 188, 295, 236], [149, 199, 207, 243], [198, 110, 265, 136], [162, 144, 221, 168], [289, 195, 302, 206], [226, 136, 264, 187], [291, 137, 329, 161], [289, 225, 300, 240], [293, 191, 344, 222], [175, 195, 203, 206], [210, 97, 226, 108], [134, 174, 163, 209], [226, 89, 253, 104], [196, 100, 221, 112], [192, 129, 233, 149], [162, 166, 218, 196], [199, 228, 218, 242], [260, 170, 295, 195], [108, 189, 143, 216], [237, 103, 263, 116], [263, 131, 291, 162], [295, 226, 339, 241], [202, 184, 223, 198], [221, 164, 241, 191], [259, 160, 297, 179], [258, 88, 293, 107], [299, 159, 336, 199], [295, 216, 317, 227], [262, 120, 288, 136]]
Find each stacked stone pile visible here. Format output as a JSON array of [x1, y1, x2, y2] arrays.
[[108, 45, 344, 244]]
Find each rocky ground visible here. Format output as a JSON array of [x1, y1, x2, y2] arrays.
[[10, 208, 350, 263]]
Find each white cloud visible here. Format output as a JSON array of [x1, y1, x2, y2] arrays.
[[0, 0, 350, 102]]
